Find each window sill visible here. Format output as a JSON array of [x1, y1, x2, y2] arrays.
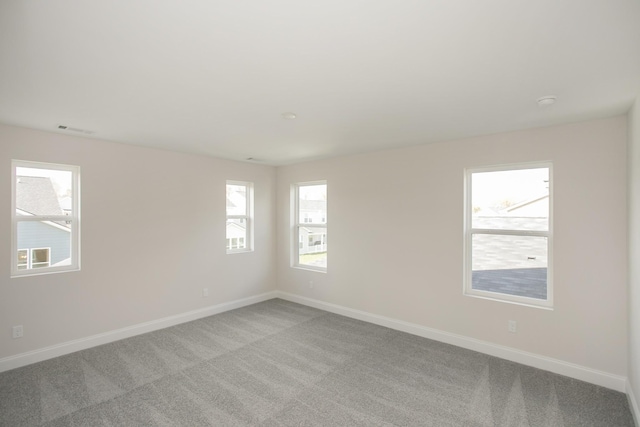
[[226, 249, 254, 255], [464, 290, 553, 310], [293, 265, 327, 273], [11, 266, 80, 279]]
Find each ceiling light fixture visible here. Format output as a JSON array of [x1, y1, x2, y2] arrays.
[[281, 112, 297, 120], [537, 96, 557, 107]]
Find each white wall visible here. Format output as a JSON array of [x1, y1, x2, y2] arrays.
[[0, 123, 277, 360], [277, 116, 629, 377], [628, 100, 640, 416], [0, 115, 632, 392]]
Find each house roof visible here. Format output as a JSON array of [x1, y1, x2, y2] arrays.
[[226, 190, 247, 215], [300, 200, 326, 212], [59, 196, 72, 212], [16, 176, 65, 216], [505, 194, 549, 213]]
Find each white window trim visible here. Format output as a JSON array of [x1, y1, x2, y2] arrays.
[[11, 160, 81, 277], [463, 162, 553, 309], [293, 180, 327, 272], [226, 180, 254, 254]]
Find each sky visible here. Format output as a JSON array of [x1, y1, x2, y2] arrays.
[[472, 167, 549, 210]]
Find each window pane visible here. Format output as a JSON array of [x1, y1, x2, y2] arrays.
[[17, 249, 28, 270], [472, 168, 549, 231], [16, 167, 73, 216], [472, 234, 547, 300], [17, 221, 71, 270], [299, 184, 327, 224], [226, 184, 247, 216], [226, 218, 247, 249], [31, 248, 50, 267], [299, 226, 327, 268]]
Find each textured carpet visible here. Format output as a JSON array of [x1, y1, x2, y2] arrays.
[[0, 299, 634, 426]]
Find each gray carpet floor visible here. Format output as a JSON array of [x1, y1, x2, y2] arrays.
[[0, 299, 634, 426]]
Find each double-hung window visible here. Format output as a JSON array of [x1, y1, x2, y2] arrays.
[[464, 163, 552, 308], [12, 160, 80, 277], [294, 181, 327, 271], [226, 181, 253, 253]]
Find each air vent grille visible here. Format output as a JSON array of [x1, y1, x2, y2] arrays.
[[57, 125, 94, 135]]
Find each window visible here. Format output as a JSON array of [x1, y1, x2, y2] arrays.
[[294, 181, 327, 271], [17, 248, 51, 270], [464, 163, 552, 307], [12, 160, 80, 277], [226, 181, 253, 253]]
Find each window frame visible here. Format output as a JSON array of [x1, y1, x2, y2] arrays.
[[226, 180, 253, 254], [293, 180, 327, 272], [463, 162, 553, 308], [11, 160, 81, 277]]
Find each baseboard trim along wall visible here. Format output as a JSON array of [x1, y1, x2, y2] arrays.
[[275, 291, 628, 393], [1, 290, 630, 397], [627, 381, 640, 427], [0, 291, 278, 374]]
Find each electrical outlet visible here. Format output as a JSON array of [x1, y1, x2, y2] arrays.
[[12, 325, 23, 339], [203, 288, 209, 297], [508, 320, 517, 333], [309, 281, 314, 289]]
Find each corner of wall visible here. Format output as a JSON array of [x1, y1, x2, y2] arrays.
[[628, 97, 640, 424]]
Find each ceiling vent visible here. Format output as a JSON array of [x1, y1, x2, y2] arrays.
[[57, 125, 95, 135]]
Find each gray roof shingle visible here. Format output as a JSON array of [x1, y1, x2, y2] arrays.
[[16, 176, 64, 216]]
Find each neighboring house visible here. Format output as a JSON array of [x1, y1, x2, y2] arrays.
[[226, 220, 246, 250], [16, 176, 71, 269], [225, 189, 248, 250], [59, 195, 72, 215], [298, 226, 327, 255], [299, 199, 326, 224], [504, 194, 549, 218], [299, 199, 327, 255], [225, 190, 243, 215]]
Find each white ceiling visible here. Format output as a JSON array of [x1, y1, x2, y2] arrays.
[[1, 1, 639, 166]]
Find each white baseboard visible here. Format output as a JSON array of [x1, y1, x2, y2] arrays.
[[275, 291, 628, 393], [0, 291, 278, 374], [1, 290, 630, 396], [628, 381, 640, 427]]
